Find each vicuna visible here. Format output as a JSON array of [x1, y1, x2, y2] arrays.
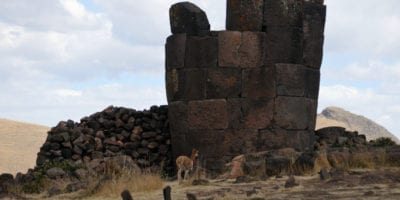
[[176, 149, 199, 183]]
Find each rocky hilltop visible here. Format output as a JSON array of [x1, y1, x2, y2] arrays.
[[316, 107, 399, 143]]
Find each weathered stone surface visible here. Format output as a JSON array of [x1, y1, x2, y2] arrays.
[[242, 98, 274, 129], [226, 0, 264, 31], [276, 64, 320, 98], [169, 2, 210, 35], [274, 97, 317, 130], [303, 1, 326, 69], [168, 101, 188, 135], [185, 36, 218, 68], [315, 126, 351, 145], [186, 129, 225, 157], [239, 32, 266, 68], [170, 134, 190, 161], [188, 99, 228, 129], [227, 98, 243, 129], [73, 168, 88, 180], [265, 26, 303, 64], [258, 128, 315, 152], [166, 34, 186, 70], [304, 68, 320, 98], [177, 69, 206, 100], [242, 67, 275, 98], [223, 129, 259, 155], [263, 0, 304, 28], [206, 68, 241, 99], [276, 64, 306, 96], [218, 31, 241, 67], [46, 167, 66, 179]]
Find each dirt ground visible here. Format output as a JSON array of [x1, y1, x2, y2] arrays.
[[131, 168, 400, 200], [15, 168, 400, 200]]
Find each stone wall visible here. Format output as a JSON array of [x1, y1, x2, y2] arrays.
[[166, 0, 326, 171], [35, 106, 173, 173]]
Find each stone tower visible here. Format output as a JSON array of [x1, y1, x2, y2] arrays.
[[166, 0, 326, 171]]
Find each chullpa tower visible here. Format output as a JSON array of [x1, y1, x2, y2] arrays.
[[166, 0, 326, 171]]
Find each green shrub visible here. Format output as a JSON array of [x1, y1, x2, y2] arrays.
[[22, 173, 48, 194]]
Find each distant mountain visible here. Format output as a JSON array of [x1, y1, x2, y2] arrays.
[[316, 107, 400, 144], [0, 118, 49, 175]]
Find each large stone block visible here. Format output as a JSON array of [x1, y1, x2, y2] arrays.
[[186, 129, 225, 157], [274, 96, 317, 130], [239, 32, 266, 68], [223, 129, 259, 155], [171, 134, 190, 161], [276, 64, 306, 97], [166, 69, 179, 102], [265, 26, 303, 64], [169, 2, 210, 35], [218, 31, 241, 67], [242, 98, 274, 129], [304, 68, 320, 99], [242, 67, 275, 98], [303, 2, 326, 69], [227, 98, 243, 129], [188, 99, 228, 129], [165, 34, 186, 70], [263, 0, 304, 28], [258, 128, 315, 152], [168, 101, 188, 136], [185, 36, 218, 68], [179, 69, 207, 100], [226, 0, 264, 31], [276, 64, 320, 98], [206, 68, 241, 99]]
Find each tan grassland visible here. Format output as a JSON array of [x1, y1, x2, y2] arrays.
[[0, 118, 49, 175]]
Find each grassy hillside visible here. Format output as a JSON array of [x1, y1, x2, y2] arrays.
[[0, 118, 49, 175]]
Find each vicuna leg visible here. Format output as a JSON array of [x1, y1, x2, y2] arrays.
[[184, 170, 189, 181], [177, 169, 182, 183]]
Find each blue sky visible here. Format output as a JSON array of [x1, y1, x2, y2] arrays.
[[0, 0, 400, 139]]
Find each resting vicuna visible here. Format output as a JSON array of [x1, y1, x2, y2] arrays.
[[176, 149, 199, 183]]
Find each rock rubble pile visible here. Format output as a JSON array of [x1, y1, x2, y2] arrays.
[[35, 105, 172, 172]]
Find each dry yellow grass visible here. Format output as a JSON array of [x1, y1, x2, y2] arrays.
[[0, 118, 49, 175], [90, 171, 164, 199]]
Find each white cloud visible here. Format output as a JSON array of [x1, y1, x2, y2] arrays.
[[55, 89, 82, 97], [0, 0, 399, 141], [325, 0, 400, 58]]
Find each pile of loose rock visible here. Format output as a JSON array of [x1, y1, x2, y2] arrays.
[[36, 105, 172, 172]]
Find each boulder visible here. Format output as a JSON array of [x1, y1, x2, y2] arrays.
[[0, 173, 14, 194], [169, 2, 210, 35], [46, 167, 66, 179]]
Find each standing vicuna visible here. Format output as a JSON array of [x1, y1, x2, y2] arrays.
[[176, 148, 199, 183]]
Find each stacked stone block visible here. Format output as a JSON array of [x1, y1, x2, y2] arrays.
[[166, 0, 326, 171], [35, 106, 173, 173]]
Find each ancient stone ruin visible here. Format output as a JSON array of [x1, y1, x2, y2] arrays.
[[35, 106, 173, 173], [166, 0, 326, 171]]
